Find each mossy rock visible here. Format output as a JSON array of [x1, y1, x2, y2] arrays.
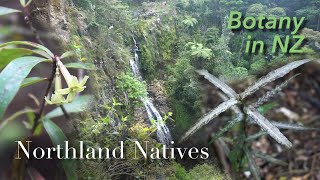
[[169, 162, 228, 180]]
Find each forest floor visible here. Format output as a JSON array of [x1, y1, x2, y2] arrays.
[[258, 62, 320, 180]]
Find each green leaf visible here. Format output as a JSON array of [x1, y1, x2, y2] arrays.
[[32, 49, 53, 59], [228, 143, 243, 170], [43, 118, 77, 180], [245, 150, 261, 180], [0, 48, 33, 69], [33, 123, 43, 136], [0, 7, 21, 16], [45, 95, 94, 119], [21, 77, 46, 88], [0, 56, 49, 119], [0, 108, 35, 131], [20, 0, 26, 7], [25, 0, 32, 6], [20, 0, 32, 7], [257, 102, 278, 114], [0, 48, 53, 70], [64, 62, 96, 70], [0, 41, 54, 58], [60, 51, 75, 59], [102, 117, 110, 124]]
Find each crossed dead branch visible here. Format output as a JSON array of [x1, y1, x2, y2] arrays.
[[179, 59, 316, 148]]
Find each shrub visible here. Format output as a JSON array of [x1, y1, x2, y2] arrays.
[[116, 73, 148, 102]]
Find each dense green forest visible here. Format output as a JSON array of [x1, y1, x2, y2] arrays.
[[0, 0, 319, 179]]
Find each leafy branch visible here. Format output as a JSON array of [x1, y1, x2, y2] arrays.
[[0, 2, 94, 179]]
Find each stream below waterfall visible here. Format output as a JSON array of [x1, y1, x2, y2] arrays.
[[130, 36, 172, 146]]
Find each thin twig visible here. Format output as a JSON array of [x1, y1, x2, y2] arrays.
[[32, 58, 57, 131], [60, 105, 70, 119], [23, 6, 70, 120]]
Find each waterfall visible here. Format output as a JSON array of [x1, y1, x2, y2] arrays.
[[130, 36, 172, 146]]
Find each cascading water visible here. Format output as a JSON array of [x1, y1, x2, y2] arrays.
[[130, 36, 172, 146]]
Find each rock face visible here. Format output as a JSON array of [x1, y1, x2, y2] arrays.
[[149, 80, 171, 114], [31, 0, 69, 46]]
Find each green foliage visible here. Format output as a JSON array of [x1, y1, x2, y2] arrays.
[[295, 0, 320, 30], [247, 4, 286, 18], [182, 16, 198, 28], [302, 28, 320, 42], [205, 26, 220, 44], [156, 26, 177, 62], [140, 43, 156, 80], [246, 3, 268, 17], [129, 122, 156, 141], [64, 62, 96, 70], [268, 7, 286, 18], [45, 95, 94, 119], [20, 0, 33, 7], [171, 100, 199, 136], [73, 0, 92, 9], [218, 65, 249, 82], [0, 6, 92, 179], [0, 41, 54, 58], [0, 48, 33, 69], [188, 164, 226, 179], [169, 162, 188, 180], [167, 57, 202, 136], [0, 6, 21, 16], [116, 73, 147, 102], [21, 77, 46, 88], [168, 57, 201, 107], [72, 43, 87, 61], [302, 46, 317, 55], [185, 42, 212, 59], [170, 163, 226, 180], [99, 97, 129, 126], [250, 58, 266, 74], [0, 56, 48, 119], [43, 118, 77, 180]]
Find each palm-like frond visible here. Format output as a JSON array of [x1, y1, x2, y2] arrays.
[[179, 98, 238, 143], [197, 70, 238, 98], [182, 16, 198, 27], [185, 42, 212, 60], [246, 106, 292, 148]]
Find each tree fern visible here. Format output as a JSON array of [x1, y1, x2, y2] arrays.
[[185, 42, 212, 60], [182, 16, 198, 28]]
